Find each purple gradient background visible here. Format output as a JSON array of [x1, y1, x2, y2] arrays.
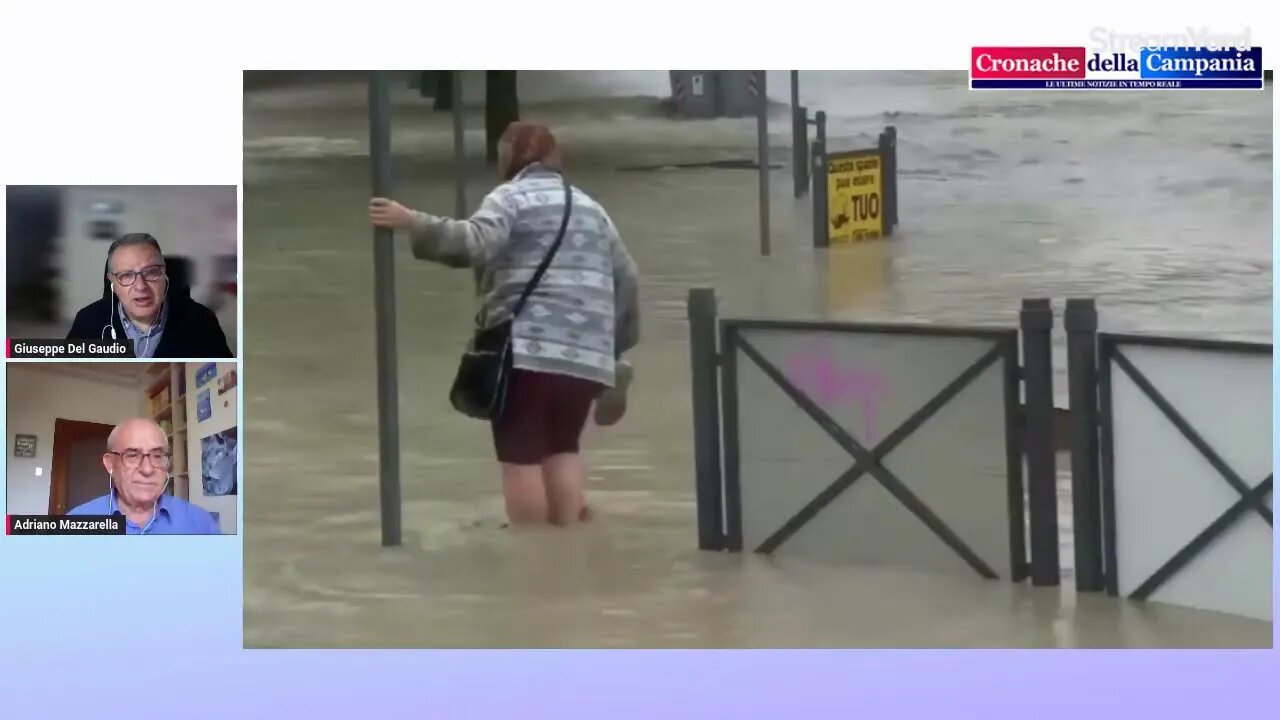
[[1, 526, 1276, 715]]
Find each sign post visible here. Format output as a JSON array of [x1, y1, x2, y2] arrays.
[[756, 70, 771, 257], [368, 71, 402, 547], [791, 70, 808, 198], [879, 126, 898, 233], [452, 70, 466, 218], [450, 71, 484, 293], [814, 125, 899, 247]]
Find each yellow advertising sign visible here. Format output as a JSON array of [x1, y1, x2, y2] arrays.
[[826, 153, 884, 245]]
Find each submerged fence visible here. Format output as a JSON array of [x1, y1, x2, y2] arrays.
[[689, 289, 1273, 621], [1067, 300, 1273, 621]]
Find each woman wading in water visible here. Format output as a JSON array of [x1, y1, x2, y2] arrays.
[[369, 122, 639, 526]]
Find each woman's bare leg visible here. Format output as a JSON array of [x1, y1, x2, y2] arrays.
[[542, 453, 588, 526], [502, 463, 549, 525]]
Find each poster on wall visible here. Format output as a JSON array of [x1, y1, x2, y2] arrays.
[[217, 369, 237, 396], [196, 363, 217, 388], [197, 390, 212, 423], [201, 427, 237, 497]]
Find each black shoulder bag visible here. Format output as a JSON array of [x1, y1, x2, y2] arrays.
[[449, 177, 573, 420]]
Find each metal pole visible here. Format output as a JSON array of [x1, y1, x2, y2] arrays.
[[811, 111, 828, 249], [451, 71, 483, 293], [452, 70, 466, 218], [1066, 298, 1104, 592], [879, 126, 898, 237], [688, 288, 725, 551], [756, 70, 771, 257], [1021, 298, 1059, 586], [790, 71, 805, 198], [886, 125, 898, 231], [368, 71, 402, 547], [793, 105, 808, 198]]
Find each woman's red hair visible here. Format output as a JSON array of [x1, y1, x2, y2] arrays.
[[499, 121, 562, 179]]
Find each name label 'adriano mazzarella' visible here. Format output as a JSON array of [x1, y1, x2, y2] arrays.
[[8, 515, 124, 535]]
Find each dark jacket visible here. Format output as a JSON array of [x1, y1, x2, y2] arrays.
[[67, 281, 233, 358]]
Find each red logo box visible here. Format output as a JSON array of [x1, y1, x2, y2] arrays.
[[971, 47, 1087, 78]]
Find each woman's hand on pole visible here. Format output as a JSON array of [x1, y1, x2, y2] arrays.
[[369, 198, 417, 230]]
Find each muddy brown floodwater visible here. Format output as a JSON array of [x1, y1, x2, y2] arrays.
[[242, 72, 1271, 648]]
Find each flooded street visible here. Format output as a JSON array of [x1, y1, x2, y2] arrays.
[[242, 71, 1271, 648]]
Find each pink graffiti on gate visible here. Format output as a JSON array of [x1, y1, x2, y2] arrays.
[[785, 344, 891, 441]]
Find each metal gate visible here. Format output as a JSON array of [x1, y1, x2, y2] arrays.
[[687, 289, 1065, 584], [1095, 333, 1273, 620]]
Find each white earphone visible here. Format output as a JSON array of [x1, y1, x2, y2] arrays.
[[107, 468, 170, 535], [101, 274, 169, 349], [101, 292, 117, 340]]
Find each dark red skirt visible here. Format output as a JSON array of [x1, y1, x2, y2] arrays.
[[491, 369, 605, 464]]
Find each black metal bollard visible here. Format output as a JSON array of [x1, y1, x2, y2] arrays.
[[793, 104, 810, 198], [1066, 298, 1104, 592], [688, 288, 725, 551], [879, 126, 898, 236], [814, 110, 827, 156], [811, 111, 828, 248], [1021, 298, 1060, 586]]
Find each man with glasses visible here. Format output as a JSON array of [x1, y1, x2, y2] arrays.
[[66, 233, 233, 358], [65, 418, 222, 535]]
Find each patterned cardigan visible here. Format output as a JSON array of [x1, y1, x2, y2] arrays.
[[408, 164, 640, 387]]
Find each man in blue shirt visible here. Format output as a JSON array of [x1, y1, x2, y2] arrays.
[[66, 417, 222, 535], [117, 286, 169, 359]]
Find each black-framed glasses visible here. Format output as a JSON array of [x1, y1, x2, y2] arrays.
[[108, 449, 172, 470], [109, 264, 166, 287]]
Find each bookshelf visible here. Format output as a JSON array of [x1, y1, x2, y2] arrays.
[[145, 362, 190, 499]]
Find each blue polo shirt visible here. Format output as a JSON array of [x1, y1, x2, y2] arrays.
[[67, 493, 221, 535]]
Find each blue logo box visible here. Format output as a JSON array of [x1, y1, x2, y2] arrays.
[[1140, 46, 1263, 79]]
